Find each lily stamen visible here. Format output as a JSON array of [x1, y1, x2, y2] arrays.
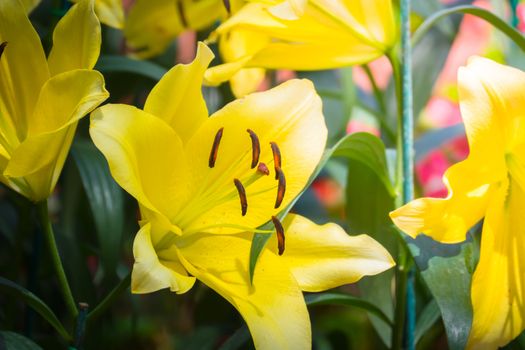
[[234, 178, 248, 216], [247, 129, 260, 169], [270, 142, 282, 179], [0, 42, 6, 58], [271, 216, 285, 255], [209, 127, 224, 168], [275, 167, 286, 209]]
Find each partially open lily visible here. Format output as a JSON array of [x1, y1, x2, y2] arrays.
[[390, 57, 525, 349], [0, 0, 108, 201], [124, 0, 226, 58], [205, 0, 397, 96], [90, 42, 394, 349]]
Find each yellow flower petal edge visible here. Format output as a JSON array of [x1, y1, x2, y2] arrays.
[[206, 0, 397, 96], [90, 42, 394, 349], [0, 0, 108, 201], [267, 214, 395, 292], [390, 57, 525, 349]]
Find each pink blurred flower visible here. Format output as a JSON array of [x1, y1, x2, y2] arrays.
[[353, 56, 392, 93], [346, 121, 380, 136], [517, 3, 525, 32]]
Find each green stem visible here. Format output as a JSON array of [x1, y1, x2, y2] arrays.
[[388, 52, 404, 207], [87, 273, 131, 323], [412, 5, 525, 51], [362, 64, 396, 144], [36, 200, 78, 319], [392, 251, 409, 350]]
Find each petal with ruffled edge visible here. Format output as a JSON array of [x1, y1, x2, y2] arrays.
[[0, 0, 49, 142], [90, 104, 191, 222], [174, 232, 310, 350], [144, 42, 212, 144], [266, 214, 394, 292], [4, 70, 108, 201], [179, 79, 326, 233], [132, 222, 196, 294], [48, 0, 101, 75], [458, 57, 525, 181], [467, 178, 525, 349], [390, 158, 496, 243]]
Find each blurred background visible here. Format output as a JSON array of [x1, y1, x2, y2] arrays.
[[0, 0, 524, 348]]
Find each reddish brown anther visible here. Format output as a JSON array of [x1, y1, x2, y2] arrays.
[[234, 178, 247, 216], [257, 162, 270, 176], [209, 127, 224, 168], [274, 167, 286, 209], [272, 216, 285, 255], [270, 142, 282, 179], [0, 42, 7, 58], [247, 129, 260, 169]]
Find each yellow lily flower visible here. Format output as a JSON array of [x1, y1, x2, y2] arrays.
[[390, 57, 525, 349], [205, 0, 397, 96], [90, 42, 394, 349], [124, 0, 226, 58], [0, 0, 109, 202]]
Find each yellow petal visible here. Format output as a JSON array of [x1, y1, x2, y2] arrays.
[[179, 79, 326, 233], [48, 0, 101, 75], [124, 0, 184, 58], [204, 56, 253, 86], [181, 0, 227, 30], [467, 178, 525, 349], [390, 159, 496, 243], [248, 41, 381, 70], [229, 67, 266, 98], [268, 0, 307, 20], [0, 0, 49, 141], [94, 0, 124, 29], [266, 214, 394, 292], [175, 232, 311, 350], [144, 42, 213, 144], [458, 57, 525, 178], [90, 104, 191, 218], [132, 222, 195, 294], [4, 69, 108, 201]]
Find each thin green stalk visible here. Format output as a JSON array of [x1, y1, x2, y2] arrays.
[[362, 64, 396, 144], [36, 200, 78, 319], [392, 250, 409, 350], [87, 273, 131, 322]]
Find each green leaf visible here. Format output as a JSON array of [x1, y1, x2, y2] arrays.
[[305, 293, 393, 326], [332, 132, 395, 197], [71, 140, 125, 280], [0, 332, 42, 350], [406, 233, 479, 350], [344, 154, 396, 347], [413, 5, 525, 52], [95, 55, 167, 81], [0, 277, 71, 341], [415, 299, 441, 345], [217, 326, 251, 350]]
